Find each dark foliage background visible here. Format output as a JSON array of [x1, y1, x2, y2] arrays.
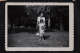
[[8, 6, 69, 33]]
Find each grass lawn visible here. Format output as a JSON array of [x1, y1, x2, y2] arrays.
[[8, 31, 69, 47]]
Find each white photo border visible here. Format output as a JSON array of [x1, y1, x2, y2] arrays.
[[5, 2, 74, 51]]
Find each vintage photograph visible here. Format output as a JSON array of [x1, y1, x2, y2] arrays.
[[5, 2, 74, 51]]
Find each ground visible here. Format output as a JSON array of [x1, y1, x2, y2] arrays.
[[8, 32, 69, 47]]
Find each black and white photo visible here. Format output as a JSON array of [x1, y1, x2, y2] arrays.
[[5, 2, 74, 51]]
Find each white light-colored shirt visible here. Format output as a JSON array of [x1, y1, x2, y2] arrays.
[[37, 17, 45, 25]]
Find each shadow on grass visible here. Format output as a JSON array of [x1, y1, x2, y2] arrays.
[[43, 35, 50, 40]]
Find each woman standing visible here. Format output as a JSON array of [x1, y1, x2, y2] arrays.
[[36, 12, 45, 40]]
